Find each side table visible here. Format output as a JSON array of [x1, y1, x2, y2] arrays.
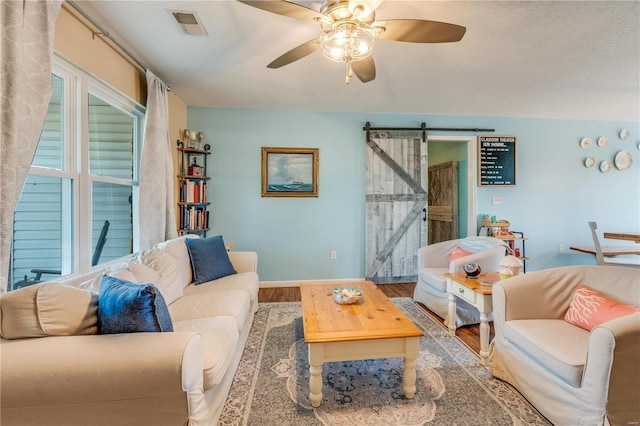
[[444, 271, 500, 366]]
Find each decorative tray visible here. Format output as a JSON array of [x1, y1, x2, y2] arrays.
[[333, 287, 364, 305]]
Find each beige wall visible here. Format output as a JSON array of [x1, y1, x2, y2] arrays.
[[55, 2, 187, 227]]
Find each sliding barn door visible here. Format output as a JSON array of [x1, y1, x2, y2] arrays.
[[365, 132, 427, 284]]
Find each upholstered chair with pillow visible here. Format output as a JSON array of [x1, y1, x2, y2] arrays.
[[413, 236, 507, 326], [489, 265, 640, 426]]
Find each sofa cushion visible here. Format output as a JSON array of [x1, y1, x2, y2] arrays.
[[0, 283, 98, 339], [130, 248, 184, 305], [98, 275, 173, 334], [186, 236, 237, 284], [418, 267, 449, 292], [183, 271, 260, 307], [505, 319, 589, 387], [173, 316, 240, 390], [564, 284, 639, 331], [168, 291, 250, 331], [153, 235, 197, 289]]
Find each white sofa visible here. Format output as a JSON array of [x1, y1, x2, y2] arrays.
[[489, 265, 640, 425], [0, 235, 259, 426], [413, 236, 507, 326]]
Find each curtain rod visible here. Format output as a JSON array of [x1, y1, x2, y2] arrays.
[[66, 1, 170, 91], [363, 122, 495, 142]]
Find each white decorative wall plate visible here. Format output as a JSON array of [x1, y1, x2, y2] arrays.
[[614, 150, 633, 171], [597, 136, 608, 147], [580, 137, 592, 149], [619, 128, 630, 140]]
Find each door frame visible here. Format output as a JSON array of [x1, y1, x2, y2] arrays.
[[427, 134, 478, 237]]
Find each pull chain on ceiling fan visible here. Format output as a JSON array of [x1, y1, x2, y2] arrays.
[[236, 0, 466, 84]]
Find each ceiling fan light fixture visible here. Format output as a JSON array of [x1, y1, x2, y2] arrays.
[[320, 21, 375, 63]]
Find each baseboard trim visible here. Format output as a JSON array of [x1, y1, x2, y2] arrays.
[[259, 278, 365, 288]]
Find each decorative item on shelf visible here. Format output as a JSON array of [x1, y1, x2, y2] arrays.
[[204, 143, 211, 152], [197, 131, 204, 150], [188, 158, 203, 176], [500, 255, 522, 278], [333, 287, 363, 305], [463, 262, 481, 279], [187, 130, 197, 149]]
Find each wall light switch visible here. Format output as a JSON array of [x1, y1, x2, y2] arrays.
[[492, 196, 503, 205], [330, 250, 337, 260]]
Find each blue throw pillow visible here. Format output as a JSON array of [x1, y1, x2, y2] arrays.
[[98, 275, 173, 334], [185, 235, 237, 284]]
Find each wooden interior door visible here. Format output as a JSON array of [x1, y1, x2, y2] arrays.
[[365, 133, 427, 284], [428, 161, 458, 244]]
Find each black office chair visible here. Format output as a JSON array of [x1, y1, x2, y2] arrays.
[[14, 220, 110, 288]]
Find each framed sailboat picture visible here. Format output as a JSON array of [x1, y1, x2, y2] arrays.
[[261, 147, 319, 197]]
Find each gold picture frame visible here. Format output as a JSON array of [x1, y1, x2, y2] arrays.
[[261, 147, 319, 197]]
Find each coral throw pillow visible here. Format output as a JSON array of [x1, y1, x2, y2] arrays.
[[450, 246, 474, 262], [564, 284, 639, 331]]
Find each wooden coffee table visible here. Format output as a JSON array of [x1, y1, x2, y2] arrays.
[[300, 281, 424, 407]]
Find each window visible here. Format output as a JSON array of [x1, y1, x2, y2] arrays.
[[10, 58, 144, 290]]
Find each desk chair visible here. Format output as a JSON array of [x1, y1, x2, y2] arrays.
[[14, 220, 110, 288], [589, 221, 640, 268]]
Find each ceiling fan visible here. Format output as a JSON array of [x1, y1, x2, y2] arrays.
[[236, 0, 466, 84]]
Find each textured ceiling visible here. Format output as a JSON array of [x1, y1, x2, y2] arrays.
[[77, 0, 639, 121]]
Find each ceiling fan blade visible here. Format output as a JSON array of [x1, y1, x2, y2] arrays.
[[236, 0, 327, 22], [348, 0, 384, 18], [375, 19, 466, 43], [351, 56, 376, 83], [267, 38, 320, 68]]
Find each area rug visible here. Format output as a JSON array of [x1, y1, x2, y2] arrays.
[[218, 298, 550, 426]]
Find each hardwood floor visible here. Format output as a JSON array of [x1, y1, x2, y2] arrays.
[[258, 282, 492, 355]]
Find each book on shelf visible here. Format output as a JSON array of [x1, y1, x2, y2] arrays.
[[181, 180, 206, 203]]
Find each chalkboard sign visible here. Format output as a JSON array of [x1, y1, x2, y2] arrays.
[[478, 136, 517, 186]]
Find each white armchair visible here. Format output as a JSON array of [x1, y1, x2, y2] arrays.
[[489, 265, 640, 425], [413, 236, 507, 326]]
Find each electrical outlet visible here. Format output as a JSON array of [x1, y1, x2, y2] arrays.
[[558, 245, 565, 253], [330, 250, 337, 260], [492, 196, 503, 205]]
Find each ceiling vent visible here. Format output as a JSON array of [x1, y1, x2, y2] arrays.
[[169, 10, 208, 36]]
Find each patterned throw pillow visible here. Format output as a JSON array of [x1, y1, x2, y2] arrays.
[[564, 284, 639, 331], [449, 246, 474, 262]]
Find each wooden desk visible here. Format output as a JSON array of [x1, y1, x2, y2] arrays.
[[570, 246, 640, 257], [603, 232, 640, 243], [300, 281, 423, 407], [444, 272, 500, 366]]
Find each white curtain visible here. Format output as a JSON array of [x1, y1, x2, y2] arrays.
[[0, 0, 62, 292], [139, 70, 177, 250]]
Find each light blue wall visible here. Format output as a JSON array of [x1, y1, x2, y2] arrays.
[[188, 108, 640, 281]]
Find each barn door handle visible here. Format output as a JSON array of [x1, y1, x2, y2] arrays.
[[422, 208, 427, 222]]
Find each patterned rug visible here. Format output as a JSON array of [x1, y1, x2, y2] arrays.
[[218, 298, 550, 426]]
